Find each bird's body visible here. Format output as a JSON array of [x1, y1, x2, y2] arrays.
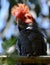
[[11, 3, 47, 65], [17, 19, 47, 56]]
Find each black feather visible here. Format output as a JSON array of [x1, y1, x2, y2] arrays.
[[16, 19, 47, 65]]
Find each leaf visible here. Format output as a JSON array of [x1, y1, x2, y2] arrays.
[[2, 36, 17, 50]]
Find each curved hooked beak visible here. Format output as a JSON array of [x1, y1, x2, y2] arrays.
[[24, 13, 33, 23]]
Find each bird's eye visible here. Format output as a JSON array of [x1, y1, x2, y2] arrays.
[[27, 16, 31, 19], [24, 16, 26, 19]]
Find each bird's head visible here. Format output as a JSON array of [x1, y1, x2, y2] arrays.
[[11, 3, 34, 24]]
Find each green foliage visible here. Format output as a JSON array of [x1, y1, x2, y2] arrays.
[[6, 57, 17, 65], [1, 36, 18, 65], [47, 38, 50, 44], [2, 37, 17, 50], [0, 57, 17, 65]]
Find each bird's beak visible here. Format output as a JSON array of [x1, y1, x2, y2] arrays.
[[24, 13, 33, 23]]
